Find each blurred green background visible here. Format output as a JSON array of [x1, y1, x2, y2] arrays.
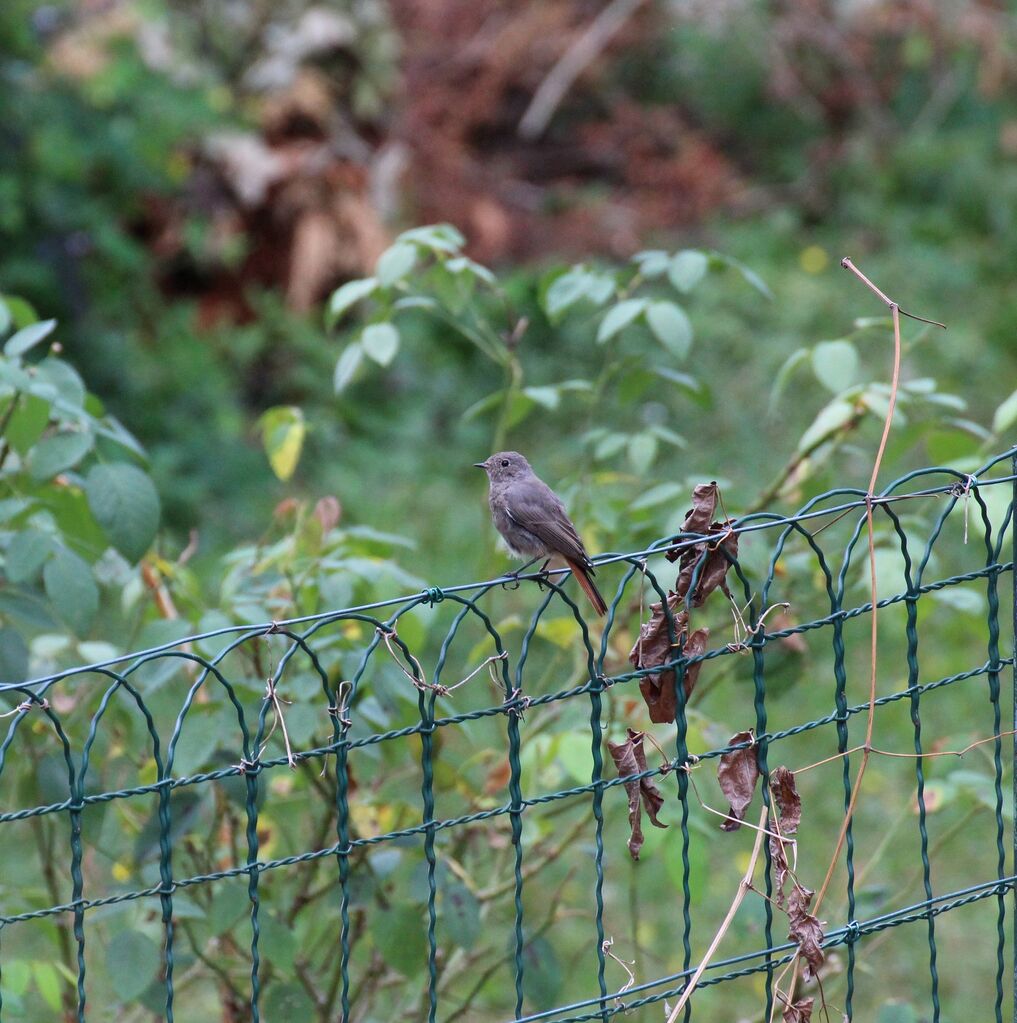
[[0, 0, 1015, 1019]]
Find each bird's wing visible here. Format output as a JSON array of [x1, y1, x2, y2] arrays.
[[505, 479, 593, 568]]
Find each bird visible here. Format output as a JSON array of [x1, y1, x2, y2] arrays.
[[474, 451, 608, 616]]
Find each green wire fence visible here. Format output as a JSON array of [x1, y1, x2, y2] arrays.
[[1, 450, 1015, 1021]]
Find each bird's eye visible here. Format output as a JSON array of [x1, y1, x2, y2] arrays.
[[501, 459, 510, 467]]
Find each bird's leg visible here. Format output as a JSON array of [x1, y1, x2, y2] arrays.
[[533, 558, 553, 591], [502, 555, 544, 590]]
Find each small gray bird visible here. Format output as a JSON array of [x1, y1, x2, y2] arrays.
[[474, 451, 608, 616]]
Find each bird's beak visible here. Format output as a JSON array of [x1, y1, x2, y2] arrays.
[[473, 461, 487, 469]]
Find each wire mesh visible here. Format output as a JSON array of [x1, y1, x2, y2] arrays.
[[0, 450, 1014, 1021]]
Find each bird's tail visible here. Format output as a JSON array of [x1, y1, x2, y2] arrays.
[[564, 558, 608, 617]]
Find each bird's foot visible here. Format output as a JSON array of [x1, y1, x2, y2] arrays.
[[532, 559, 552, 591], [500, 557, 550, 591]]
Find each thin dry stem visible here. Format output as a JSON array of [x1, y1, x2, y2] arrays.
[[601, 937, 636, 1002], [664, 804, 769, 1023], [262, 676, 296, 768], [685, 768, 790, 848], [795, 729, 1017, 775], [815, 261, 941, 913]]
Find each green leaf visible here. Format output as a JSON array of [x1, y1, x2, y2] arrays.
[[27, 431, 93, 481], [596, 299, 646, 343], [4, 394, 51, 454], [0, 627, 29, 682], [265, 984, 315, 1018], [505, 391, 537, 429], [586, 274, 615, 305], [797, 399, 858, 452], [373, 906, 426, 976], [446, 256, 497, 284], [393, 295, 439, 312], [646, 301, 693, 359], [876, 1001, 917, 1023], [653, 367, 703, 398], [594, 432, 627, 460], [769, 347, 809, 413], [668, 250, 708, 293], [106, 930, 161, 1003], [85, 463, 161, 563], [544, 268, 592, 320], [44, 548, 99, 635], [361, 323, 400, 366], [326, 277, 377, 328], [556, 732, 593, 784], [992, 388, 1017, 435], [258, 912, 297, 975], [650, 424, 687, 448], [0, 361, 33, 392], [397, 223, 464, 253], [1, 295, 38, 330], [0, 299, 9, 337], [520, 933, 562, 1007], [2, 958, 29, 997], [33, 358, 85, 407], [257, 406, 306, 482], [461, 388, 504, 421], [632, 250, 670, 277], [811, 339, 859, 393], [33, 961, 64, 1012], [376, 243, 418, 286], [522, 385, 560, 410], [631, 481, 686, 511], [536, 617, 577, 649], [333, 341, 364, 393], [4, 319, 56, 358], [721, 254, 773, 299], [94, 415, 147, 459], [441, 882, 481, 948], [5, 529, 53, 583], [627, 431, 658, 474]]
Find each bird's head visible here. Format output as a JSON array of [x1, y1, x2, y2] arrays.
[[473, 451, 532, 482]]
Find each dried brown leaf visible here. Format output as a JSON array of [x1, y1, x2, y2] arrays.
[[628, 597, 709, 722], [673, 524, 739, 607], [716, 731, 758, 831], [607, 728, 668, 860], [667, 482, 719, 551], [770, 766, 802, 906], [779, 992, 814, 1023], [664, 482, 738, 606], [787, 885, 825, 980], [628, 595, 683, 723], [771, 766, 802, 835]]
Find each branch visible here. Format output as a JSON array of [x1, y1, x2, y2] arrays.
[[517, 0, 649, 140]]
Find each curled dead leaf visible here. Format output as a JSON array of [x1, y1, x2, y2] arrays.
[[716, 731, 758, 831], [627, 595, 709, 722], [787, 885, 825, 980], [771, 766, 802, 834], [778, 992, 814, 1023], [607, 728, 668, 860], [665, 482, 739, 607], [769, 765, 802, 906]]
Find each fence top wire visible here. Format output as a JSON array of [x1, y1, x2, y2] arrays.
[[5, 446, 1016, 696], [0, 448, 1014, 1023]]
